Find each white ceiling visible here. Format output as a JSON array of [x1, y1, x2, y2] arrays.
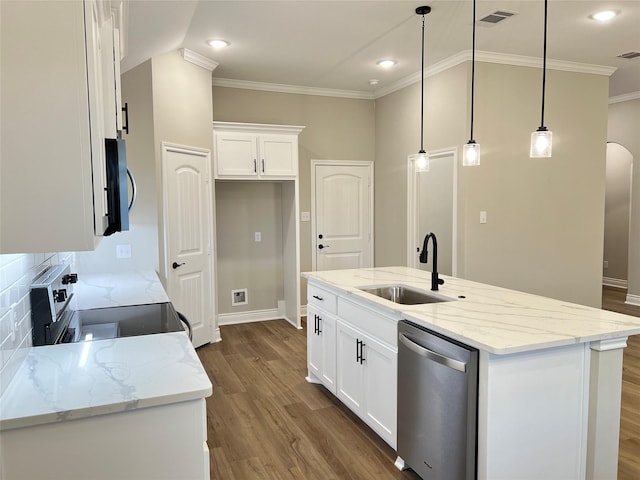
[[121, 0, 640, 98]]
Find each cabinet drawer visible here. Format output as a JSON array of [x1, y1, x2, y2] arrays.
[[308, 284, 337, 315], [338, 298, 397, 348]]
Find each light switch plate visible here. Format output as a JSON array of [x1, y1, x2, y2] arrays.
[[254, 232, 262, 242], [480, 211, 487, 224]]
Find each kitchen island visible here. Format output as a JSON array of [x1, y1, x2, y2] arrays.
[[303, 267, 640, 480], [0, 271, 212, 480]]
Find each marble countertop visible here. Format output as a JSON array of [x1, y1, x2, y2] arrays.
[[1, 270, 211, 431], [70, 270, 170, 310], [303, 267, 640, 355]]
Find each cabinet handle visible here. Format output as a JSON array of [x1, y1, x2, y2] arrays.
[[359, 340, 366, 364], [314, 314, 318, 334], [312, 295, 323, 301], [317, 315, 322, 334], [356, 339, 361, 363], [261, 159, 265, 173], [253, 159, 257, 173], [122, 102, 129, 135]]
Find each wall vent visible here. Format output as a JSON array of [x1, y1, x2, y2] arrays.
[[479, 10, 517, 25], [618, 51, 640, 59]]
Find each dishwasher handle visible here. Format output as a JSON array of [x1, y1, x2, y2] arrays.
[[399, 333, 467, 373]]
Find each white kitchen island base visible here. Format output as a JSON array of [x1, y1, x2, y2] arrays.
[[302, 267, 640, 480]]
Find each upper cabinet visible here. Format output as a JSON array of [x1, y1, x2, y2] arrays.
[[0, 0, 124, 254], [213, 122, 304, 179]]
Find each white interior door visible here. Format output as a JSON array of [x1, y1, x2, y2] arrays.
[[407, 148, 457, 276], [162, 143, 215, 347], [313, 161, 373, 271]]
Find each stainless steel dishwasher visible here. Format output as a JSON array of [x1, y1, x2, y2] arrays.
[[397, 320, 478, 480]]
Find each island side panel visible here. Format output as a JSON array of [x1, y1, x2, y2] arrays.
[[477, 343, 590, 480], [586, 338, 627, 480]]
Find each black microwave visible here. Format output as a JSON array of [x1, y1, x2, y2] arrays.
[[104, 138, 132, 236]]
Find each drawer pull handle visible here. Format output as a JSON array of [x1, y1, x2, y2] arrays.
[[356, 339, 365, 364], [313, 295, 323, 301]]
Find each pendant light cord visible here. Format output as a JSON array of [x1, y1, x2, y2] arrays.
[[540, 0, 548, 129], [469, 0, 476, 142], [419, 12, 425, 153]]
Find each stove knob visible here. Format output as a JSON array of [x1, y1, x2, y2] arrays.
[[62, 274, 78, 285], [53, 289, 67, 302]]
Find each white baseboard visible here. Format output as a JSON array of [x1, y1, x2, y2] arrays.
[[626, 294, 640, 307], [218, 308, 282, 326], [602, 277, 628, 289]]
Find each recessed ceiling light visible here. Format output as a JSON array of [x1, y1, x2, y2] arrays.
[[369, 79, 379, 86], [376, 59, 397, 69], [207, 39, 230, 49], [590, 10, 618, 22]]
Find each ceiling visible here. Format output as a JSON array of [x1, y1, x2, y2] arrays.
[[121, 1, 640, 98]]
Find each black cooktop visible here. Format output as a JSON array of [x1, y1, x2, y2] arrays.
[[71, 302, 185, 342]]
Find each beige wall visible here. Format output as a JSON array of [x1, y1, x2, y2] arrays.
[[375, 61, 609, 308], [75, 60, 158, 273], [608, 98, 640, 299], [211, 87, 375, 306]]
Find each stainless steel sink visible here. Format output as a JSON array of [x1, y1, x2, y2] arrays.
[[358, 284, 453, 305]]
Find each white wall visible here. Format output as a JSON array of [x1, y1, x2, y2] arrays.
[[0, 252, 74, 395]]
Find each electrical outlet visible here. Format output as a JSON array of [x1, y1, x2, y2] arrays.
[[116, 244, 131, 258], [254, 232, 262, 242], [480, 211, 487, 224], [301, 211, 310, 222], [603, 260, 609, 269]]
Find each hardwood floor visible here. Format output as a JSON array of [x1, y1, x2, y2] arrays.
[[197, 288, 640, 479], [198, 320, 420, 479], [603, 287, 640, 480]]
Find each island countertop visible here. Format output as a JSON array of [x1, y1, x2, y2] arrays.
[[0, 270, 212, 431], [303, 266, 640, 355]]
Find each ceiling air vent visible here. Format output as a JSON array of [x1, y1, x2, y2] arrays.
[[617, 51, 640, 59], [479, 10, 517, 25]]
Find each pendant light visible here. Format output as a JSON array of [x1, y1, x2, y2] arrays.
[[409, 6, 431, 173], [530, 0, 552, 158], [463, 0, 480, 166]]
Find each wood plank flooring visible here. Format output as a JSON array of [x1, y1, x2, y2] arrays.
[[197, 287, 640, 479], [198, 320, 420, 479], [603, 286, 640, 480]]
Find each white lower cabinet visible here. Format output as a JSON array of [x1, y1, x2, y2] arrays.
[[307, 305, 337, 393], [336, 319, 397, 449], [1, 399, 209, 480]]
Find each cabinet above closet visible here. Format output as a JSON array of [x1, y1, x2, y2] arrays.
[[213, 122, 304, 180]]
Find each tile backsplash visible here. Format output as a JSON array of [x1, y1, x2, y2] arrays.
[[0, 252, 74, 396]]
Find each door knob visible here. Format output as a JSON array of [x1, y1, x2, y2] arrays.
[[318, 244, 330, 250], [172, 261, 185, 269]]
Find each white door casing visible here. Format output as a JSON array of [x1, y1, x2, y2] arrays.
[[312, 161, 373, 271], [162, 143, 215, 347]]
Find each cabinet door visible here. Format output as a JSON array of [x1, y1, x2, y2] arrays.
[[214, 132, 258, 177], [362, 335, 397, 449], [259, 135, 298, 177], [308, 306, 337, 394], [336, 321, 364, 414]]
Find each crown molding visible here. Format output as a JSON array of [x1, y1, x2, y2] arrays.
[[210, 50, 618, 100], [212, 121, 305, 135], [180, 48, 219, 72], [609, 91, 640, 104], [374, 50, 618, 99], [211, 77, 374, 100]]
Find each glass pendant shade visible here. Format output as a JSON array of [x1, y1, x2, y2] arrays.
[[410, 151, 429, 172], [462, 141, 481, 166], [530, 128, 553, 158]]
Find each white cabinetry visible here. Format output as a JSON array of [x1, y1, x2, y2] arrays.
[[0, 0, 122, 253], [306, 282, 398, 449], [213, 122, 301, 179], [1, 399, 209, 480], [307, 284, 338, 393]]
